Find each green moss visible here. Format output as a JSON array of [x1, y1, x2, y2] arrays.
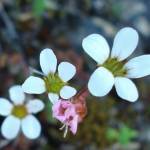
[[66, 97, 116, 149]]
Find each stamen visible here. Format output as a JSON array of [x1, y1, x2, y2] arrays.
[[59, 124, 66, 130], [12, 105, 28, 119], [44, 73, 66, 93], [29, 67, 44, 76], [59, 124, 69, 138], [100, 57, 127, 77], [63, 126, 68, 138]]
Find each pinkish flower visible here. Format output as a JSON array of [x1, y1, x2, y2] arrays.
[[52, 88, 88, 137], [52, 100, 79, 135]]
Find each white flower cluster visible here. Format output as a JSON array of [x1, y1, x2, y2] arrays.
[[0, 27, 150, 140], [22, 48, 77, 104], [0, 85, 44, 139], [82, 27, 150, 102]]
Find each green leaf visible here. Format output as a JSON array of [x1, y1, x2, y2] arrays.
[[118, 126, 138, 145], [107, 125, 138, 145], [32, 0, 46, 17], [106, 128, 119, 141]]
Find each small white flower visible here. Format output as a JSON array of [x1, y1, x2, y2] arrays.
[[82, 27, 150, 102], [0, 85, 44, 140], [22, 48, 77, 104]]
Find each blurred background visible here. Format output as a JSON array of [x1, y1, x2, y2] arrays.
[[0, 0, 150, 149]]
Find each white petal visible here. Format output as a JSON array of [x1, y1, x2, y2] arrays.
[[58, 62, 76, 82], [26, 99, 45, 114], [115, 77, 138, 102], [22, 115, 41, 139], [1, 116, 20, 140], [125, 55, 150, 78], [9, 85, 25, 105], [0, 98, 13, 116], [82, 34, 110, 64], [111, 27, 139, 60], [40, 48, 57, 75], [48, 93, 59, 104], [22, 76, 46, 94], [60, 86, 77, 99], [88, 67, 114, 96]]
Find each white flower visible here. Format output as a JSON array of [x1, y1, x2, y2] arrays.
[[0, 85, 44, 140], [22, 48, 77, 104], [82, 27, 150, 102]]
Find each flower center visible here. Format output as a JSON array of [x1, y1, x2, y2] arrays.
[[12, 105, 28, 119], [101, 58, 127, 76], [44, 73, 66, 93]]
